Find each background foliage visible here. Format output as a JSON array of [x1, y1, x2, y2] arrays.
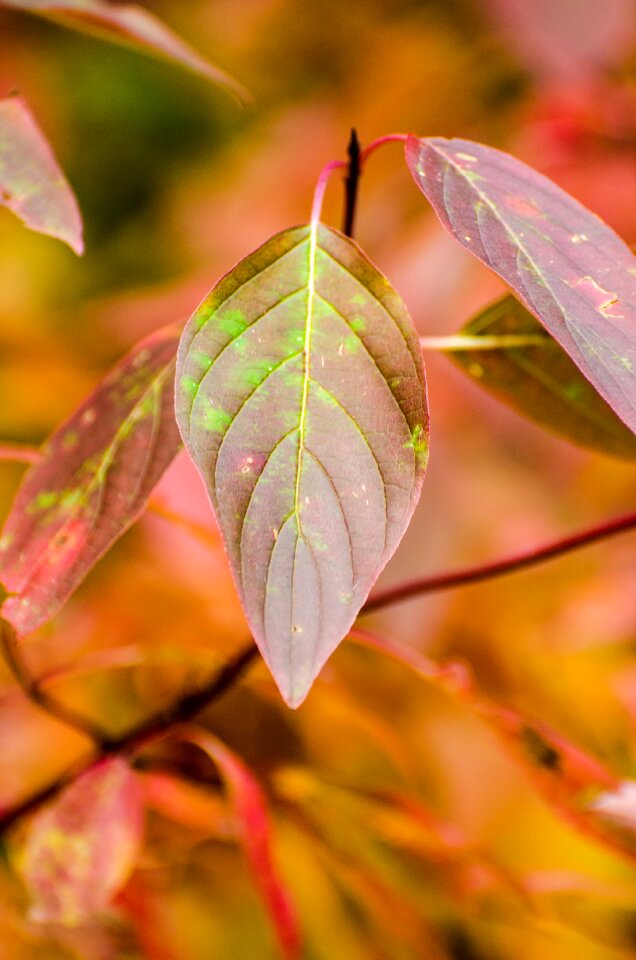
[[1, 1, 636, 957]]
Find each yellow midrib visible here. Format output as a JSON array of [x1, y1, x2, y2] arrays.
[[293, 222, 318, 530]]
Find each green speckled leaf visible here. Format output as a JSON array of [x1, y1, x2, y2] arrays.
[[0, 96, 83, 254], [406, 136, 636, 434], [0, 325, 181, 635], [0, 0, 249, 103], [176, 224, 428, 707], [450, 294, 636, 458], [21, 758, 143, 925]]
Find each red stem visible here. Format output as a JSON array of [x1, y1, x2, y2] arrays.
[[363, 510, 636, 613], [359, 133, 408, 164], [310, 158, 347, 224], [0, 443, 41, 465]]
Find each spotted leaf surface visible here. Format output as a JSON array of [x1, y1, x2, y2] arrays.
[[0, 96, 83, 254], [0, 325, 181, 635], [1, 0, 249, 103], [21, 758, 143, 925], [176, 224, 428, 707], [449, 294, 636, 458], [406, 136, 636, 434]]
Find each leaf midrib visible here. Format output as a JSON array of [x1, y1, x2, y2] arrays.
[[293, 220, 318, 533]]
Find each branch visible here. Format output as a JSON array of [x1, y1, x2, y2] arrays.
[[363, 509, 636, 613], [0, 641, 258, 833], [2, 508, 634, 830], [0, 619, 110, 744]]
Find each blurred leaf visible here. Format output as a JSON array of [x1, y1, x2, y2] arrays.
[[142, 771, 235, 837], [0, 95, 83, 254], [0, 0, 250, 104], [20, 757, 143, 925], [481, 0, 636, 81], [587, 780, 636, 858], [0, 325, 181, 635], [405, 136, 636, 434], [176, 224, 428, 707], [177, 726, 301, 960], [447, 294, 636, 458]]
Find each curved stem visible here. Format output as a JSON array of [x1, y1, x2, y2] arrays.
[[363, 510, 636, 613], [359, 133, 408, 164], [0, 620, 109, 744], [310, 158, 347, 225]]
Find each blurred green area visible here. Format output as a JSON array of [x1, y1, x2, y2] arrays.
[[1, 1, 636, 958]]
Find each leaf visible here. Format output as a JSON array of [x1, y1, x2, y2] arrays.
[[447, 294, 636, 458], [0, 325, 181, 635], [177, 726, 301, 960], [0, 96, 83, 254], [0, 0, 250, 104], [481, 0, 636, 81], [405, 136, 636, 434], [175, 223, 428, 707], [20, 757, 143, 925]]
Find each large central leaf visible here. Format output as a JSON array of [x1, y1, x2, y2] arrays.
[[176, 224, 428, 707]]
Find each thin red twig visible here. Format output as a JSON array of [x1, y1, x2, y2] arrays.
[[363, 510, 636, 612]]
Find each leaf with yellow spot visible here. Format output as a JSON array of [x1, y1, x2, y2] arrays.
[[20, 758, 143, 925], [0, 325, 181, 635], [406, 136, 636, 434], [176, 223, 428, 707]]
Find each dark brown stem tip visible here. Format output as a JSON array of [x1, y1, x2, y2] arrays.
[[347, 128, 361, 166], [343, 128, 362, 239]]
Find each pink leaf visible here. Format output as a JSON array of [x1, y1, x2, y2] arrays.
[[0, 325, 181, 635], [177, 726, 301, 960], [0, 96, 83, 254], [406, 136, 636, 434], [21, 757, 144, 925], [1, 0, 250, 104], [175, 224, 428, 707], [480, 0, 636, 81]]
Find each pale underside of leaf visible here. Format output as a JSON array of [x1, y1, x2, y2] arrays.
[[0, 0, 250, 104], [176, 223, 428, 707], [405, 136, 636, 435], [0, 326, 181, 635], [449, 294, 636, 458], [0, 95, 83, 254]]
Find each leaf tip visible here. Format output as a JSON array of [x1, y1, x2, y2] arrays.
[[275, 667, 316, 710]]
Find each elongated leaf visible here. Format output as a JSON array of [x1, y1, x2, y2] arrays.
[[1, 0, 249, 104], [406, 136, 636, 433], [0, 325, 181, 635], [176, 223, 428, 707], [21, 758, 143, 925], [0, 96, 83, 254], [178, 727, 301, 960], [448, 294, 636, 458]]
